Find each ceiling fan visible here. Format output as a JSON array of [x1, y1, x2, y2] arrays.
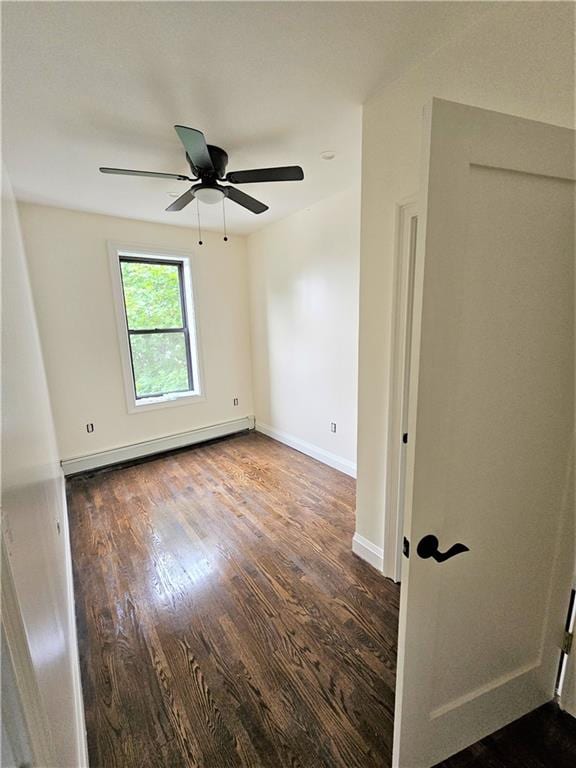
[[100, 125, 304, 215]]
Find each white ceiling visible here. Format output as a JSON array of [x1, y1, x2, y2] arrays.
[[2, 1, 490, 235]]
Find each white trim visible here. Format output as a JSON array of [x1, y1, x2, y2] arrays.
[[61, 416, 255, 475], [384, 197, 418, 582], [129, 390, 206, 412], [255, 422, 356, 478], [1, 537, 56, 766], [559, 576, 576, 718], [352, 533, 384, 572], [107, 241, 205, 414], [58, 474, 89, 766]]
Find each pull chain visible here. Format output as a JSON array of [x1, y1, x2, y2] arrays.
[[222, 197, 228, 242], [196, 198, 203, 245]]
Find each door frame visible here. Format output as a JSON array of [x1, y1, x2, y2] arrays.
[[383, 195, 418, 582], [1, 536, 56, 766], [559, 575, 576, 717]]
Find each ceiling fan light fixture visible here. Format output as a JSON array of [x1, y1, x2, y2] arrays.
[[195, 186, 225, 205]]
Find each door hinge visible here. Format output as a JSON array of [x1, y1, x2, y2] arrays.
[[402, 433, 408, 444], [403, 537, 410, 558], [562, 630, 573, 655]]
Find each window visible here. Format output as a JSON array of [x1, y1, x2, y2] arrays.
[[110, 245, 202, 410]]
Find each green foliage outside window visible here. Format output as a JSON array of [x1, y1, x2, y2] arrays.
[[121, 261, 183, 329], [130, 333, 189, 398], [120, 260, 192, 398]]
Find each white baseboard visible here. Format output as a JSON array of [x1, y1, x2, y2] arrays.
[[61, 416, 255, 475], [256, 422, 357, 478], [352, 532, 384, 572]]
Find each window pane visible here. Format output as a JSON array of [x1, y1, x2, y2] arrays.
[[130, 332, 190, 398], [121, 261, 183, 330]]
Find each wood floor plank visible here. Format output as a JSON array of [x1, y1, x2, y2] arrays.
[[67, 432, 576, 768], [67, 432, 399, 767], [435, 703, 576, 768]]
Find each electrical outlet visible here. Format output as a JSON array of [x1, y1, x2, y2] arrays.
[[86, 423, 94, 433], [330, 422, 337, 433], [233, 398, 239, 406]]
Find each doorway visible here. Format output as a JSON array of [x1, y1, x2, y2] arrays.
[[384, 199, 418, 582]]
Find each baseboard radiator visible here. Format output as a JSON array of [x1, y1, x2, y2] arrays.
[[61, 416, 255, 476]]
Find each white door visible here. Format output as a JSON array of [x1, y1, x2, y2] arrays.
[[559, 579, 576, 718], [394, 98, 575, 768]]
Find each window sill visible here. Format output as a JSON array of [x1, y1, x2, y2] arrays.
[[128, 391, 205, 414]]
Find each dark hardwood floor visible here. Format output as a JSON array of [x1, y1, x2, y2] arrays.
[[68, 431, 576, 768], [67, 432, 399, 767], [435, 703, 576, 768]]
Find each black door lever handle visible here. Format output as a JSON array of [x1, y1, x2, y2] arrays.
[[416, 534, 469, 563]]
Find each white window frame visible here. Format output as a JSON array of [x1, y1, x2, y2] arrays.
[[108, 241, 205, 413]]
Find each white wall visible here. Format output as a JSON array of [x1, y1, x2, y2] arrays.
[[357, 2, 576, 554], [18, 203, 253, 462], [2, 177, 87, 765], [248, 185, 360, 476]]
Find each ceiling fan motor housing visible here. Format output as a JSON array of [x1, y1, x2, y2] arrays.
[[188, 145, 229, 180]]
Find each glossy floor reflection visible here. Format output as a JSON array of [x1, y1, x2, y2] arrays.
[[68, 432, 400, 767]]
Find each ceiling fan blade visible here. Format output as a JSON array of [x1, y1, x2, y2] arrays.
[[225, 166, 304, 184], [165, 188, 195, 212], [174, 126, 214, 172], [100, 167, 191, 180], [225, 186, 268, 214]]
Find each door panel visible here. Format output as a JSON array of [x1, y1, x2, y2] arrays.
[[393, 99, 575, 768]]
